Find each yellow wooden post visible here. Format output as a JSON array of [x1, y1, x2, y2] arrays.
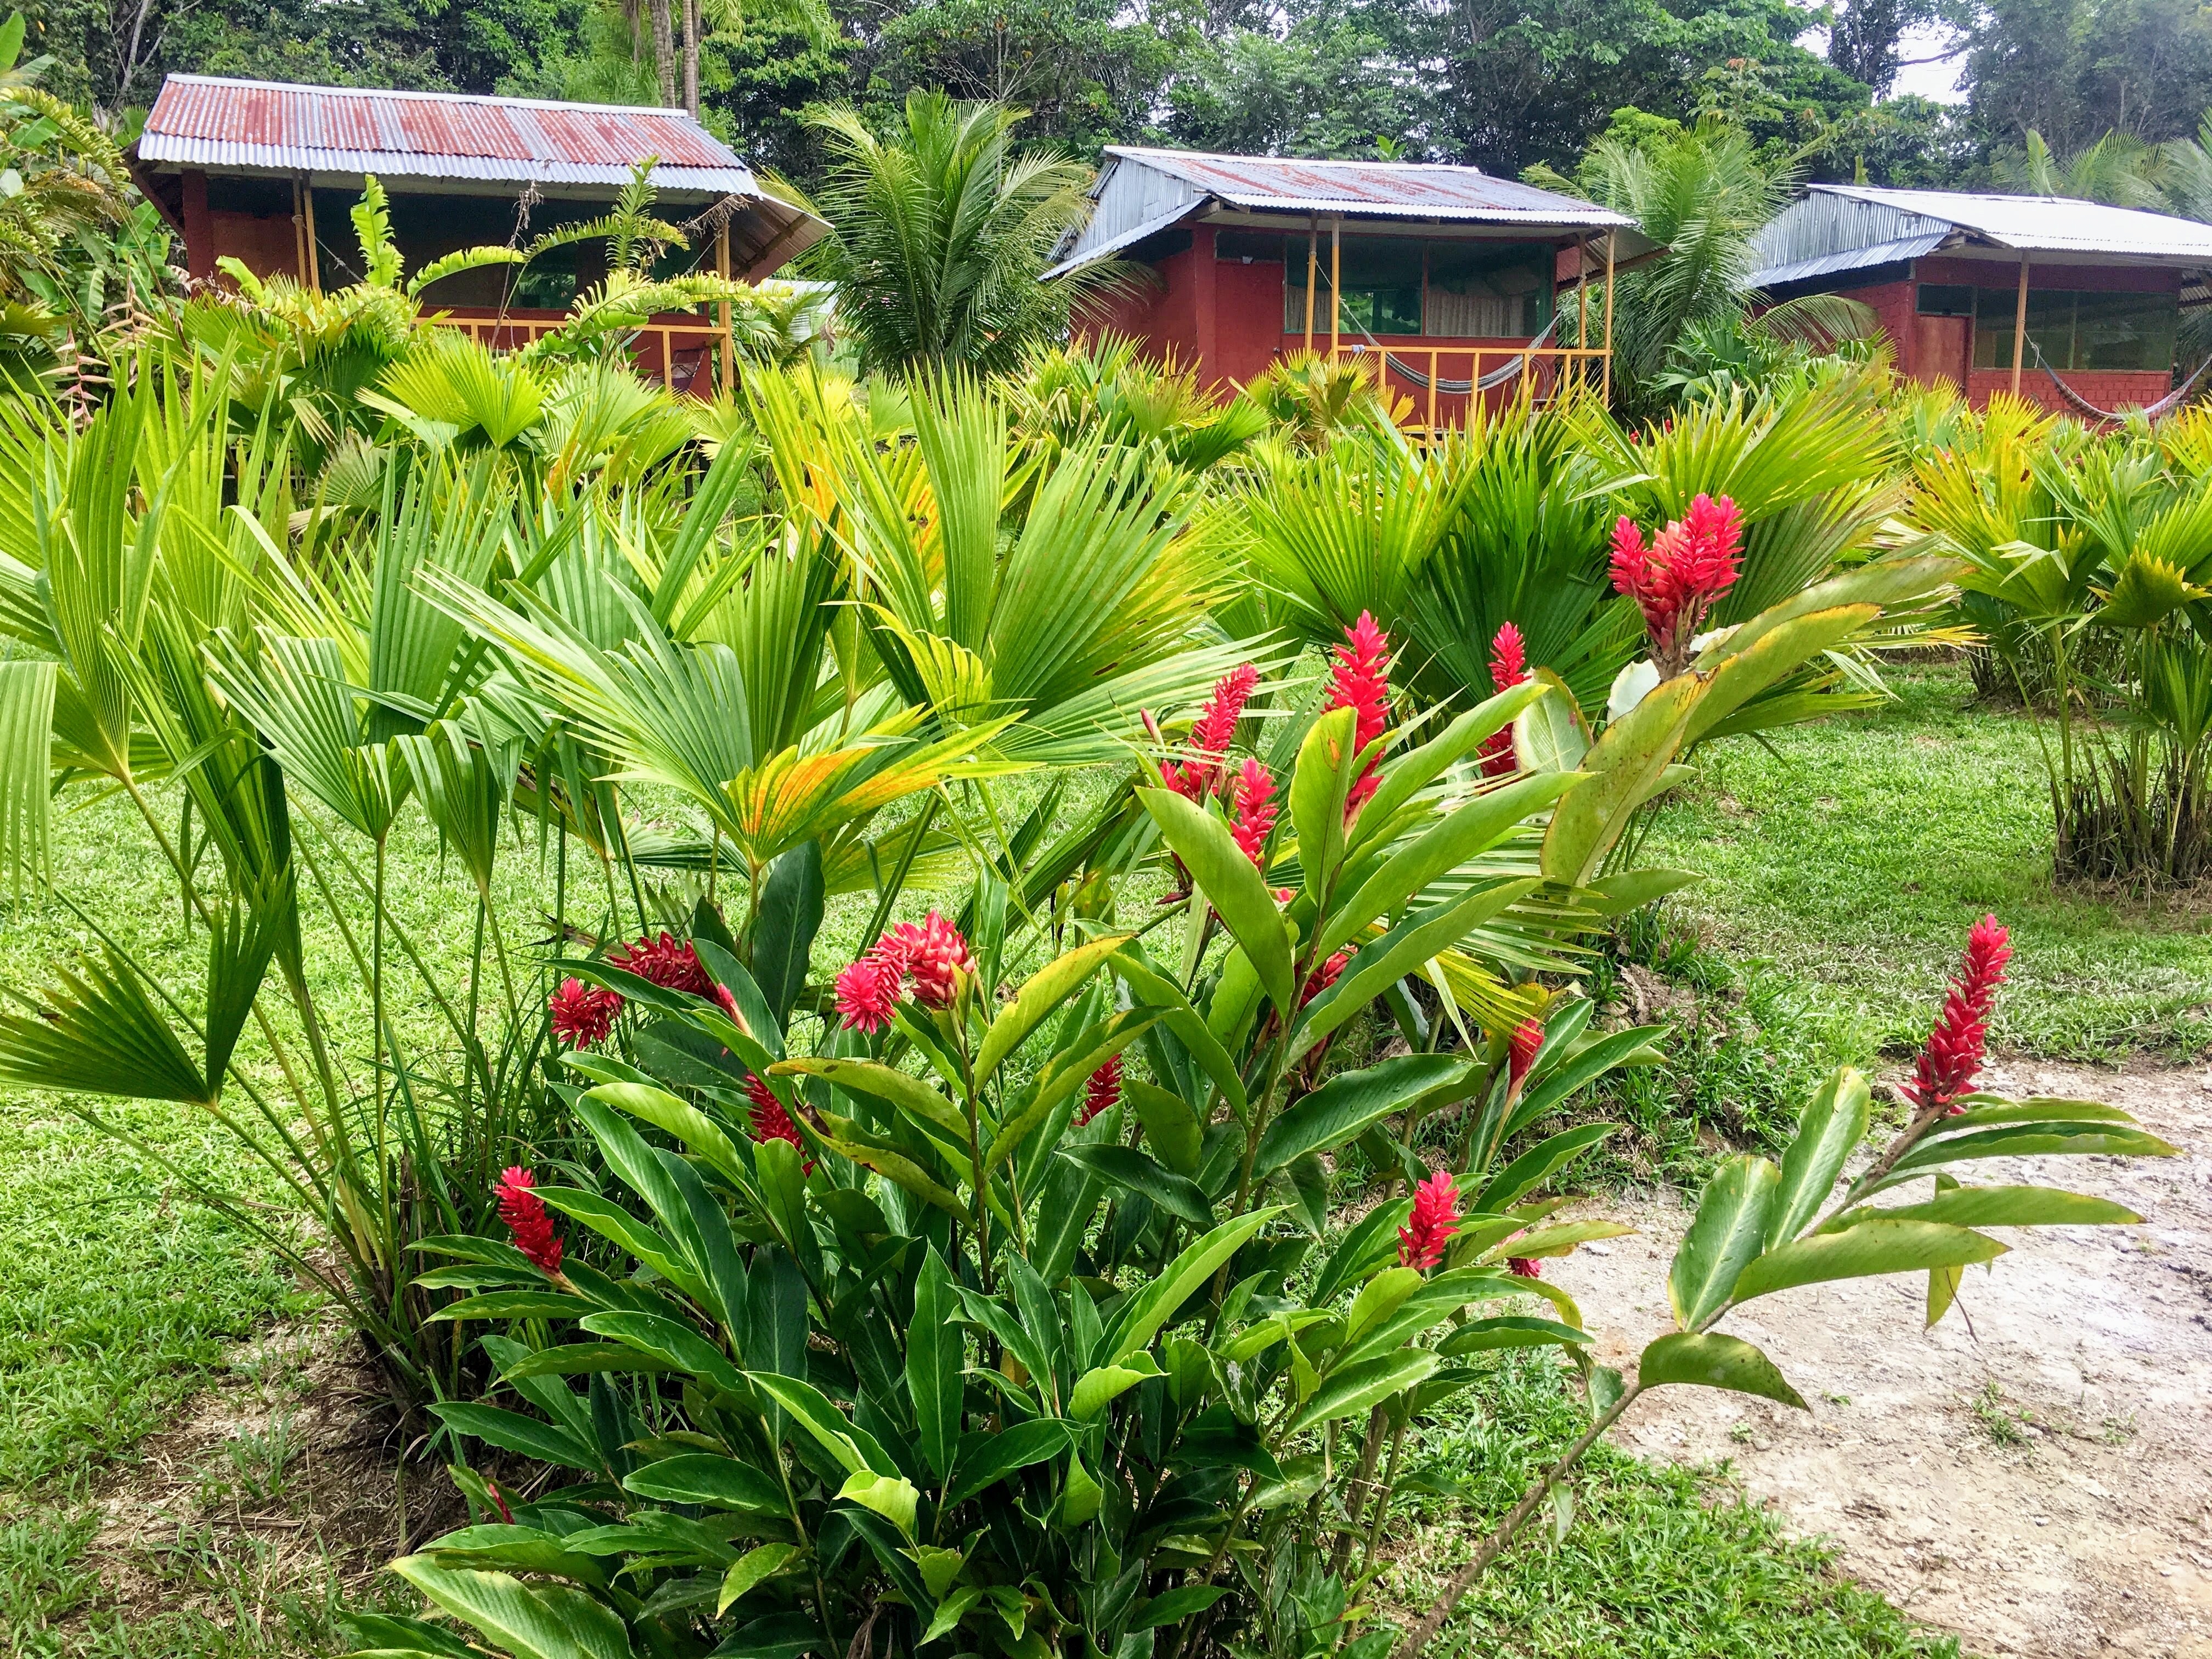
[[291, 178, 308, 284], [716, 220, 733, 396], [1330, 218, 1341, 362], [1427, 347, 1438, 437], [2011, 254, 2030, 398], [1304, 219, 1317, 351], [302, 180, 320, 291], [1601, 232, 1616, 404]]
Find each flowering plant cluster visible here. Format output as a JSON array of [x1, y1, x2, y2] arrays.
[[834, 909, 979, 1033]]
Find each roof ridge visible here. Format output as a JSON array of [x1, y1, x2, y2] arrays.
[[1107, 144, 1491, 175], [151, 73, 693, 121]]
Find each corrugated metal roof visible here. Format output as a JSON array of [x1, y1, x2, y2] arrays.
[[137, 75, 759, 196], [1746, 232, 1949, 290], [1808, 183, 2212, 263], [1103, 146, 1638, 227]]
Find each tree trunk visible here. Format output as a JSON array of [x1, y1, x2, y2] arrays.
[[682, 0, 701, 116], [647, 0, 678, 107]]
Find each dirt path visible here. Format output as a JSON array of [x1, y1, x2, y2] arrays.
[[1544, 1059, 2212, 1658]]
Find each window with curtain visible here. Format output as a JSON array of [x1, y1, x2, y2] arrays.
[[1970, 286, 2176, 372], [1276, 235, 1558, 338]]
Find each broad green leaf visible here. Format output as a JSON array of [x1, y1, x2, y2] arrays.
[[772, 1056, 966, 1142], [1578, 868, 1701, 916], [1110, 950, 1249, 1120], [1344, 1266, 1423, 1342], [815, 1110, 966, 1217], [746, 1372, 897, 1478], [1510, 669, 1589, 774], [1637, 1331, 1806, 1409], [2100, 551, 2203, 628], [1069, 1356, 1159, 1419], [1138, 787, 1295, 1012], [579, 1311, 743, 1393], [1058, 1451, 1103, 1526], [1491, 1219, 1634, 1260], [498, 1342, 680, 1378], [984, 1007, 1158, 1172], [1353, 680, 1550, 840], [1882, 1121, 2177, 1183], [1290, 704, 1360, 906], [1134, 1584, 1230, 1630], [907, 1245, 961, 1482], [1505, 1024, 1669, 1139], [1058, 1143, 1215, 1228], [1437, 1315, 1592, 1355], [717, 1544, 803, 1616], [1312, 1197, 1415, 1306], [429, 1404, 599, 1474], [1730, 1218, 2005, 1304], [1286, 1350, 1439, 1434], [1682, 605, 1877, 748], [625, 1455, 788, 1514], [1126, 1079, 1204, 1175], [535, 1188, 706, 1305], [944, 1419, 1072, 1506], [1668, 1154, 1778, 1330], [1254, 1053, 1469, 1177], [1293, 881, 1540, 1059], [388, 1557, 634, 1659], [1323, 774, 1578, 955], [837, 1470, 919, 1537], [1474, 1124, 1618, 1214], [427, 1293, 590, 1323], [1768, 1068, 1870, 1247], [1850, 1184, 2138, 1230], [1542, 673, 1700, 887], [0, 949, 209, 1105], [976, 932, 1129, 1082], [751, 842, 824, 1026], [1105, 1207, 1280, 1363]]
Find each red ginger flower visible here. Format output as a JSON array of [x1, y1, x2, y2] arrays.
[[611, 932, 713, 996], [1904, 914, 2011, 1116], [1398, 1167, 1462, 1269], [549, 977, 621, 1049], [1507, 1256, 1543, 1279], [744, 1074, 814, 1172], [1076, 1054, 1122, 1127], [495, 1166, 563, 1274], [1480, 622, 1528, 778], [834, 956, 900, 1034], [837, 910, 977, 1030], [1231, 758, 1278, 870], [1508, 1016, 1544, 1087], [1323, 611, 1393, 814], [1611, 495, 1745, 667], [1300, 948, 1351, 1009]]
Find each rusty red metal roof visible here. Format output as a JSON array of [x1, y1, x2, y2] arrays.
[[136, 74, 758, 198]]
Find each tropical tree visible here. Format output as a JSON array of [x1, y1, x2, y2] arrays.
[[1528, 116, 1874, 412], [790, 92, 1121, 376]]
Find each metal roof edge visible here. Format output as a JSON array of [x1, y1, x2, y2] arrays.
[[150, 72, 693, 121], [1044, 198, 1198, 279], [1742, 230, 1949, 291]]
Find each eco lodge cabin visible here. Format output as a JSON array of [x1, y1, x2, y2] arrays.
[[1048, 148, 1649, 430], [124, 75, 825, 395], [1746, 184, 2212, 418]]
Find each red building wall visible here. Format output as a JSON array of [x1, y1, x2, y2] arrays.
[[1823, 256, 2179, 416], [1082, 221, 1577, 417]]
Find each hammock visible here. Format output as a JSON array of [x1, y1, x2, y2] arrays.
[[2027, 338, 2212, 425], [1338, 307, 1569, 394]]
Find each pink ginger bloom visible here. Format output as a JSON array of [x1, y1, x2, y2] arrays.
[[1076, 1055, 1122, 1127], [1231, 758, 1279, 870], [1398, 1168, 1462, 1269], [834, 956, 901, 1034], [610, 932, 713, 996], [1904, 915, 2011, 1116], [744, 1074, 814, 1172], [1610, 494, 1745, 665], [495, 1166, 563, 1274], [1323, 611, 1393, 814], [1508, 1017, 1544, 1088], [1480, 622, 1528, 778], [837, 910, 977, 1030], [548, 977, 620, 1049]]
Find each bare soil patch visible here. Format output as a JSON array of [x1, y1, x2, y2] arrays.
[[1546, 1058, 2212, 1658]]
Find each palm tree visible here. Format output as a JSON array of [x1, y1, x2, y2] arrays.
[[789, 93, 1121, 377], [1528, 116, 1871, 412]]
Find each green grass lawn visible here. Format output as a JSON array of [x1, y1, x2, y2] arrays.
[[1641, 659, 2212, 1059]]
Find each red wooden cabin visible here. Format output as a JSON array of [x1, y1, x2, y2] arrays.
[[126, 76, 824, 396], [1747, 184, 2212, 417], [1048, 148, 1649, 431]]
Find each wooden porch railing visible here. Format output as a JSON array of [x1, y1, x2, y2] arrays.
[[429, 308, 736, 398], [1328, 342, 1611, 437]]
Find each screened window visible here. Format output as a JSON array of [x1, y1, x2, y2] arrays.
[[1916, 283, 1973, 317], [1970, 286, 2176, 372], [1278, 235, 1556, 338]]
